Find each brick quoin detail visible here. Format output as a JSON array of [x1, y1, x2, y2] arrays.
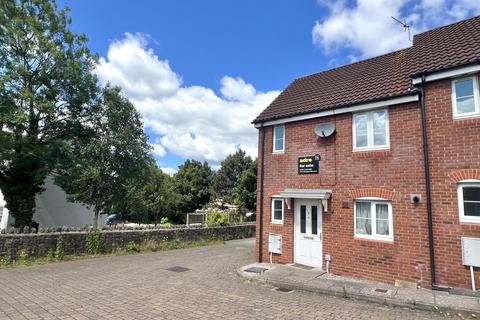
[[350, 188, 396, 200], [448, 169, 480, 182]]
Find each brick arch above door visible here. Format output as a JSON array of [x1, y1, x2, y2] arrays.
[[350, 188, 396, 201]]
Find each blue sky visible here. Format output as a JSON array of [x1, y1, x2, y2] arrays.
[[59, 0, 480, 174]]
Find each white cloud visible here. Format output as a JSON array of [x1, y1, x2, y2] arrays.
[[150, 143, 166, 157], [312, 0, 480, 58], [160, 167, 177, 176], [96, 33, 279, 165], [96, 33, 182, 100]]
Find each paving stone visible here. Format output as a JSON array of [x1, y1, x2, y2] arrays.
[[0, 238, 458, 319]]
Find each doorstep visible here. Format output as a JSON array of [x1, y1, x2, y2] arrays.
[[238, 263, 480, 315]]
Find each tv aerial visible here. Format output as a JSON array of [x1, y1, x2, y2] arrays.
[[392, 16, 411, 41]]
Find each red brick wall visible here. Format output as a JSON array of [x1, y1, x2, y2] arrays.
[[424, 74, 480, 289], [256, 74, 480, 289], [256, 102, 433, 287]]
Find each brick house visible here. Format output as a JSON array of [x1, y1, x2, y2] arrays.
[[253, 16, 480, 290]]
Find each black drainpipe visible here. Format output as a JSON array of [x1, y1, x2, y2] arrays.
[[258, 124, 266, 262], [418, 77, 437, 287]]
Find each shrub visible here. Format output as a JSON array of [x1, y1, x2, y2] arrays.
[[46, 249, 55, 262], [86, 229, 103, 255], [160, 217, 173, 227], [55, 235, 65, 260], [18, 249, 29, 262], [126, 241, 140, 253], [206, 210, 229, 226]]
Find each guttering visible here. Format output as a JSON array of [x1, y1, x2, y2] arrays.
[[412, 62, 480, 85], [253, 93, 419, 128], [258, 124, 266, 263], [418, 75, 437, 288]]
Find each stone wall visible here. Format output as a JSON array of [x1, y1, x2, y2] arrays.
[[0, 223, 255, 258]]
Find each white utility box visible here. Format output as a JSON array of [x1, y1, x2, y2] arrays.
[[269, 234, 282, 254], [462, 237, 480, 267]]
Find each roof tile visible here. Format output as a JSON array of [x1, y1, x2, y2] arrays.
[[254, 15, 480, 123]]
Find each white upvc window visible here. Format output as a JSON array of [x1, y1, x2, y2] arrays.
[[452, 76, 480, 119], [352, 109, 389, 151], [273, 125, 285, 153], [271, 198, 284, 224], [354, 199, 393, 241], [458, 181, 480, 223]]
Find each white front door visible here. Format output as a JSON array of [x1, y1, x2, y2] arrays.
[[294, 199, 322, 268]]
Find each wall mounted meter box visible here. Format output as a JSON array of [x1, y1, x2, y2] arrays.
[[269, 234, 282, 254], [462, 237, 480, 267]]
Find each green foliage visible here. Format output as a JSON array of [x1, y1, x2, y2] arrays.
[[174, 160, 213, 214], [121, 165, 178, 224], [213, 150, 253, 204], [18, 249, 28, 262], [125, 241, 140, 253], [0, 0, 99, 227], [55, 235, 65, 261], [206, 210, 229, 226], [55, 86, 152, 228], [234, 159, 257, 211], [46, 249, 55, 262], [86, 229, 103, 255], [160, 217, 173, 227]]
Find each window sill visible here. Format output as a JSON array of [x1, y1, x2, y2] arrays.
[[459, 218, 480, 224], [453, 113, 480, 120], [271, 221, 284, 225], [354, 235, 394, 243], [272, 151, 285, 155], [353, 146, 390, 152]]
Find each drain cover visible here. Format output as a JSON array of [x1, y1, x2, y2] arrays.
[[244, 267, 268, 274], [275, 287, 293, 293], [165, 266, 190, 273], [374, 288, 389, 293]]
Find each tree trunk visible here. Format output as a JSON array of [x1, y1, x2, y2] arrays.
[[93, 208, 99, 229]]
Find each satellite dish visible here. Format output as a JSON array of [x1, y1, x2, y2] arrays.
[[314, 123, 336, 138]]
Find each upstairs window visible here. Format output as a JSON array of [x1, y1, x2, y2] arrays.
[[353, 109, 389, 151], [273, 125, 285, 153], [271, 198, 284, 224], [452, 77, 480, 118], [458, 182, 480, 223]]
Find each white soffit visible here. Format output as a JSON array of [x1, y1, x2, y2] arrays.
[[254, 94, 419, 128], [411, 64, 480, 85]]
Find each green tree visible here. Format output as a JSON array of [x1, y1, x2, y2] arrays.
[[121, 165, 178, 224], [234, 159, 257, 211], [174, 160, 213, 214], [0, 0, 99, 227], [55, 86, 151, 228], [213, 150, 252, 203]]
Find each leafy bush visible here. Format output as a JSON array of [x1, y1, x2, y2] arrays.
[[206, 210, 229, 226], [126, 241, 141, 253], [18, 249, 29, 262], [46, 249, 55, 262], [86, 229, 103, 255], [160, 217, 173, 227], [55, 235, 65, 260]]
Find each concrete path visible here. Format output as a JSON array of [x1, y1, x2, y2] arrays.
[[239, 262, 480, 316], [0, 238, 464, 319]]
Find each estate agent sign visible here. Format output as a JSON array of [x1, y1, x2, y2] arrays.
[[298, 154, 320, 174]]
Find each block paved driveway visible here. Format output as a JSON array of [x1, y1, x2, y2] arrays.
[[0, 238, 451, 320]]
